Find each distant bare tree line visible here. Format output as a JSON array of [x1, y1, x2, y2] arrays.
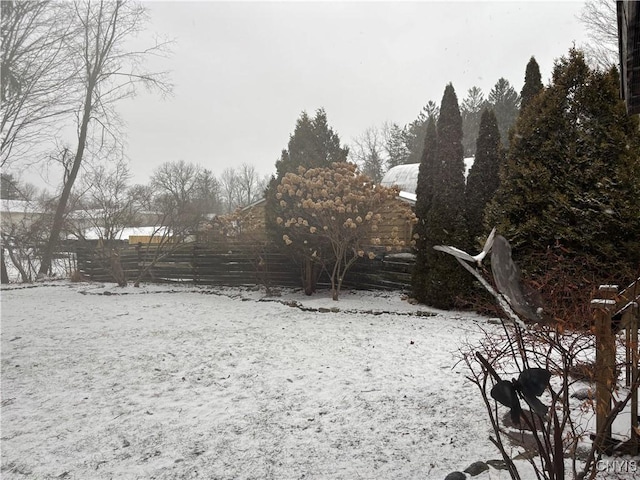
[[1, 0, 271, 279]]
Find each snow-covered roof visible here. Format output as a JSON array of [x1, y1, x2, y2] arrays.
[[380, 164, 420, 194], [380, 158, 475, 195], [72, 226, 170, 241], [0, 199, 43, 214], [241, 197, 266, 211], [397, 191, 417, 204]]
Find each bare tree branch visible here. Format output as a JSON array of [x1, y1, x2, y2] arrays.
[[38, 0, 173, 277], [1, 0, 80, 168], [577, 0, 619, 70]]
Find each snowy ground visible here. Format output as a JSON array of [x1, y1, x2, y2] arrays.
[[0, 282, 632, 479]]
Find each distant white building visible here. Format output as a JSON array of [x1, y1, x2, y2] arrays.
[[380, 158, 475, 204], [0, 199, 45, 231]]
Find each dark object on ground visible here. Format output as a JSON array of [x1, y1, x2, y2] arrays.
[[518, 367, 552, 417], [486, 459, 509, 470], [464, 461, 489, 476], [490, 367, 551, 425], [491, 380, 522, 424], [570, 388, 592, 401], [444, 472, 467, 480]]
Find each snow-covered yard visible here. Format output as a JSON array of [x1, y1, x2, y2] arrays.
[[1, 282, 631, 479]]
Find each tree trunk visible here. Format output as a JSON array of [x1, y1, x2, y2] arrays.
[[303, 258, 314, 295], [38, 82, 94, 277], [1, 249, 9, 283], [6, 246, 30, 282], [109, 248, 127, 287]]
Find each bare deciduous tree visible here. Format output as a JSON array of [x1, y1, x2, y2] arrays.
[[349, 126, 387, 183], [235, 163, 267, 207], [1, 194, 58, 282], [1, 0, 78, 168], [578, 0, 619, 70], [74, 158, 137, 241], [151, 160, 201, 206], [38, 0, 172, 277], [219, 167, 241, 213], [131, 161, 211, 287], [237, 163, 257, 206]]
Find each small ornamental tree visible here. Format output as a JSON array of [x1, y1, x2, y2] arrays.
[[265, 109, 349, 291], [276, 162, 416, 300]]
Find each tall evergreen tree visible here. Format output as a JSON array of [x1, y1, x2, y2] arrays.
[[384, 123, 410, 168], [461, 86, 487, 157], [488, 78, 520, 149], [1, 173, 22, 200], [520, 56, 544, 112], [414, 83, 470, 308], [404, 101, 439, 164], [268, 108, 348, 234], [486, 48, 640, 281], [465, 108, 502, 243], [411, 117, 437, 298], [274, 109, 348, 178]]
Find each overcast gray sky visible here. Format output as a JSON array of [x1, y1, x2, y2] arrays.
[[111, 1, 589, 186]]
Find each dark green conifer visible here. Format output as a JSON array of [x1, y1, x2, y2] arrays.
[[411, 117, 437, 298], [488, 78, 520, 149], [486, 48, 640, 277], [415, 83, 471, 308], [465, 108, 502, 244], [520, 56, 544, 112], [274, 109, 348, 178]]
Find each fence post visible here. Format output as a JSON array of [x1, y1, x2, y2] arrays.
[[136, 242, 143, 282], [192, 244, 199, 285], [590, 285, 618, 453], [627, 302, 639, 453]]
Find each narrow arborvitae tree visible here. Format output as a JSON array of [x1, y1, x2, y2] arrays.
[[520, 56, 544, 112], [415, 83, 470, 308], [486, 49, 640, 317], [415, 117, 438, 220], [465, 108, 502, 244], [411, 116, 437, 298]]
